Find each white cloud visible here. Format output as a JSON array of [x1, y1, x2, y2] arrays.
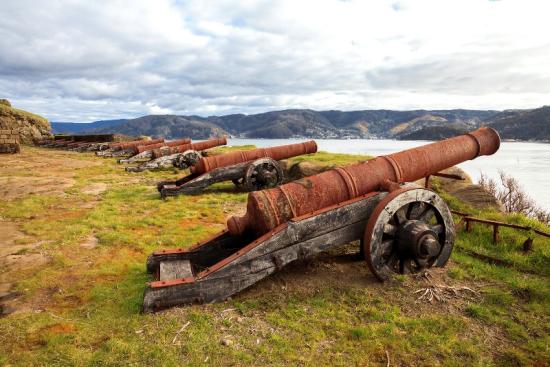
[[147, 103, 173, 115], [0, 0, 549, 121]]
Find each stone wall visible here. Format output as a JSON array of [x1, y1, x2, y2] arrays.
[[0, 123, 20, 153], [0, 100, 52, 144]]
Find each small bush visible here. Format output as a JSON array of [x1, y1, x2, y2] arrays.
[[479, 171, 550, 225]]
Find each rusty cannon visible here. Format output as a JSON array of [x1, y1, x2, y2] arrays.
[[124, 138, 228, 172], [132, 138, 192, 155], [142, 128, 500, 312], [96, 138, 166, 157], [157, 140, 318, 198]]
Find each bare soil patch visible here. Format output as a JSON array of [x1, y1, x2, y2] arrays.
[[82, 182, 108, 195], [0, 148, 103, 201], [80, 235, 99, 249], [0, 150, 99, 173], [237, 244, 481, 318], [0, 176, 75, 200], [0, 221, 50, 315]]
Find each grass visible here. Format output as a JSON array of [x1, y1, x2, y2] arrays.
[[287, 150, 371, 166], [0, 146, 548, 366]]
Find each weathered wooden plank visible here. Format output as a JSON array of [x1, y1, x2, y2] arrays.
[[203, 220, 366, 280], [230, 193, 383, 265], [146, 232, 245, 273], [160, 162, 248, 197], [143, 266, 278, 312], [159, 260, 193, 281]]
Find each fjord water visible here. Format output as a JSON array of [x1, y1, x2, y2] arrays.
[[228, 138, 550, 211]]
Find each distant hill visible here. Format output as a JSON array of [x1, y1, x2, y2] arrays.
[[51, 119, 128, 134], [52, 106, 550, 141], [486, 106, 550, 141], [398, 125, 470, 140], [93, 115, 228, 140]]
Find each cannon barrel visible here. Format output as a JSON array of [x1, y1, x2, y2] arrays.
[[228, 127, 500, 237], [134, 138, 192, 154], [190, 140, 318, 175], [108, 138, 145, 149], [151, 137, 227, 159], [111, 138, 165, 151]]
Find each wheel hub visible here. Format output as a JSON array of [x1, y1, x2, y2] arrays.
[[242, 158, 284, 191], [396, 220, 441, 262]]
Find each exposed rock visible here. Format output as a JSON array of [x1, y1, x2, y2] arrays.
[[416, 166, 504, 211], [451, 185, 504, 211], [80, 235, 99, 249], [220, 338, 234, 346], [0, 100, 52, 144]]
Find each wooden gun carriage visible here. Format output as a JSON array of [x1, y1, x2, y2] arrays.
[[123, 138, 228, 171], [143, 128, 501, 312], [156, 141, 318, 198]]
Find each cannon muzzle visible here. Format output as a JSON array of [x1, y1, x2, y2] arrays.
[[190, 140, 318, 175], [228, 127, 500, 237]]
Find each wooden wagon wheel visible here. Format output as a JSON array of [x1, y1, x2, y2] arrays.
[[241, 158, 284, 192], [364, 187, 455, 281]]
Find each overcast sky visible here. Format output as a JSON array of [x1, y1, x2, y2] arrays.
[[1, 0, 549, 122]]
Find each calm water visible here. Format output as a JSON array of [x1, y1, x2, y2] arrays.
[[228, 138, 550, 211]]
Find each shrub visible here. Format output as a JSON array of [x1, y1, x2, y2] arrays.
[[479, 171, 550, 225]]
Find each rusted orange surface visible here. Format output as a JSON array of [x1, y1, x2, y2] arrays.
[[191, 140, 317, 174], [228, 128, 500, 236]]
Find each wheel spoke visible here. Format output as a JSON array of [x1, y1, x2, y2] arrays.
[[378, 240, 393, 258], [431, 224, 444, 235], [387, 252, 399, 269], [408, 202, 425, 219], [383, 223, 397, 236], [418, 207, 435, 222], [394, 207, 407, 225]]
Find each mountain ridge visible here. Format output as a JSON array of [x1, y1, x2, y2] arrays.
[[51, 106, 549, 141]]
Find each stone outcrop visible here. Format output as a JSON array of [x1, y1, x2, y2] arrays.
[[0, 100, 52, 145], [418, 166, 504, 211]]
